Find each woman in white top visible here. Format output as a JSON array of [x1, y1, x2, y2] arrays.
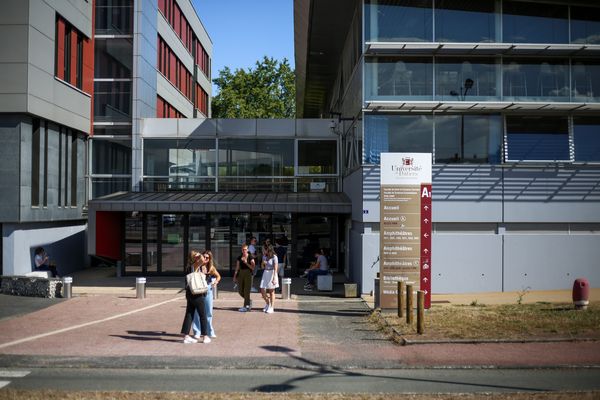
[[259, 245, 279, 313]]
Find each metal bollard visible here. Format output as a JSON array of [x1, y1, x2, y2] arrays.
[[282, 277, 292, 300], [136, 277, 146, 299], [62, 276, 73, 299], [374, 275, 380, 309]]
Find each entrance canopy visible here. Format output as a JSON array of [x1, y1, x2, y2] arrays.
[[89, 191, 352, 214]]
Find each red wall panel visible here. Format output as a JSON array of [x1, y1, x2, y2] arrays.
[[56, 18, 65, 80], [95, 211, 123, 260]]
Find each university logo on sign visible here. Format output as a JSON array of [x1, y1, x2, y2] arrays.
[[402, 157, 414, 166]]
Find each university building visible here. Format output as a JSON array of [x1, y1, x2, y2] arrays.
[[3, 0, 599, 295], [295, 0, 600, 293]]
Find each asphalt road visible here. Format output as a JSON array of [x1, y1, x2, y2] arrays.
[[2, 367, 600, 393]]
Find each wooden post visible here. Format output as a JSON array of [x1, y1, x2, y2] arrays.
[[406, 283, 413, 325], [417, 290, 425, 334], [397, 280, 404, 318]]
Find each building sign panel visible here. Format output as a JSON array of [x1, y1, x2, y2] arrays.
[[380, 153, 432, 309]]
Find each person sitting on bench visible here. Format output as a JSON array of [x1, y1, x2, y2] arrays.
[[33, 247, 60, 278], [303, 249, 329, 291]]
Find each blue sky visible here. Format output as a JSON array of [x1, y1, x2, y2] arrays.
[[192, 0, 294, 91]]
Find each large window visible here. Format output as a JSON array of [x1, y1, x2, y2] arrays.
[[503, 59, 569, 101], [365, 0, 433, 42], [94, 81, 132, 122], [92, 138, 132, 175], [364, 115, 433, 164], [365, 57, 433, 100], [503, 1, 568, 44], [573, 117, 600, 162], [570, 6, 600, 45], [505, 116, 570, 162], [298, 140, 337, 175], [55, 15, 91, 92], [435, 57, 499, 101], [571, 60, 600, 102], [95, 0, 133, 35], [94, 38, 133, 79], [435, 115, 502, 163], [218, 139, 294, 177], [435, 0, 499, 43], [144, 139, 215, 177]]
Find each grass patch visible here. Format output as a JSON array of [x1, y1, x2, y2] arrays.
[[372, 301, 600, 341]]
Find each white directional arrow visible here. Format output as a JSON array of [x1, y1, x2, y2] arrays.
[[424, 205, 430, 211], [424, 290, 429, 294], [422, 277, 428, 283], [422, 263, 429, 269], [423, 218, 429, 224], [423, 233, 429, 238], [423, 249, 429, 254]]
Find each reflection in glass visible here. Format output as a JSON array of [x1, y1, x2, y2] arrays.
[[435, 0, 499, 43], [571, 60, 600, 102], [365, 57, 433, 100], [363, 115, 433, 164], [145, 214, 158, 274], [298, 140, 337, 174], [210, 214, 232, 272], [365, 0, 432, 42], [435, 58, 499, 101], [573, 117, 600, 162], [125, 214, 142, 272], [161, 214, 184, 274], [94, 39, 133, 78], [91, 177, 130, 199], [434, 115, 502, 164], [144, 139, 216, 177], [95, 0, 133, 35], [506, 116, 570, 161], [571, 6, 600, 44], [93, 125, 132, 136], [92, 138, 131, 174], [503, 1, 568, 44], [218, 139, 294, 177], [502, 59, 569, 101], [94, 81, 132, 122]]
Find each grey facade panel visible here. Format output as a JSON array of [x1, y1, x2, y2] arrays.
[[0, 25, 29, 63], [217, 119, 257, 136], [0, 117, 21, 221], [256, 119, 296, 136], [432, 235, 503, 293], [504, 235, 600, 291]]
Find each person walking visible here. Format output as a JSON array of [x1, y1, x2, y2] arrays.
[[192, 250, 220, 339], [233, 244, 255, 312], [260, 244, 279, 314], [180, 250, 210, 344]]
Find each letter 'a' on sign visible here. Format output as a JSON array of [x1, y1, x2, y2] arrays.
[[380, 153, 432, 310]]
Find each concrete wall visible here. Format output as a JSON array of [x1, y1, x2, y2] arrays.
[[0, 0, 92, 133], [2, 221, 87, 276]]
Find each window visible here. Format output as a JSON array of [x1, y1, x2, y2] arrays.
[[95, 38, 133, 79], [96, 0, 133, 35], [505, 116, 570, 162], [365, 0, 433, 42], [144, 139, 215, 177], [298, 140, 337, 175], [502, 59, 569, 101], [435, 57, 499, 101], [435, 0, 499, 43], [94, 81, 132, 122], [92, 138, 132, 175], [434, 115, 502, 164], [503, 1, 568, 44], [218, 139, 294, 176], [570, 6, 600, 45], [70, 132, 78, 206], [364, 115, 433, 164], [365, 57, 433, 100], [55, 15, 90, 91], [573, 117, 600, 162], [157, 36, 192, 102], [571, 60, 600, 102]]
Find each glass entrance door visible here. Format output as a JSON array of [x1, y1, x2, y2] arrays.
[[295, 215, 338, 275], [161, 214, 185, 274], [210, 213, 232, 275]]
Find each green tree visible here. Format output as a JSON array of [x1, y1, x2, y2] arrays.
[[211, 56, 296, 118]]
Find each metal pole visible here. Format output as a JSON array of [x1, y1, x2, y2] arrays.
[[406, 283, 414, 325], [417, 290, 425, 334], [397, 280, 404, 318], [136, 277, 146, 299], [62, 276, 73, 299]]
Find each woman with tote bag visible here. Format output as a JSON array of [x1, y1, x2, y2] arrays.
[[180, 250, 210, 344]]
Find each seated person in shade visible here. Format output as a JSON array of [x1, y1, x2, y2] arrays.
[[303, 249, 329, 291], [33, 247, 59, 277]]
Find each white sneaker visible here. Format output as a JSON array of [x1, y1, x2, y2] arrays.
[[183, 335, 198, 344], [266, 306, 274, 314], [203, 336, 211, 344], [209, 334, 217, 338], [263, 303, 269, 312], [193, 334, 201, 340], [238, 307, 248, 312]]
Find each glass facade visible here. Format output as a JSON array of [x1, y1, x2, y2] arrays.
[[573, 117, 600, 162], [435, 58, 499, 101], [502, 1, 568, 44], [505, 116, 570, 162], [503, 59, 569, 101], [142, 138, 340, 192], [95, 0, 133, 35], [435, 0, 499, 43], [365, 0, 432, 42]]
